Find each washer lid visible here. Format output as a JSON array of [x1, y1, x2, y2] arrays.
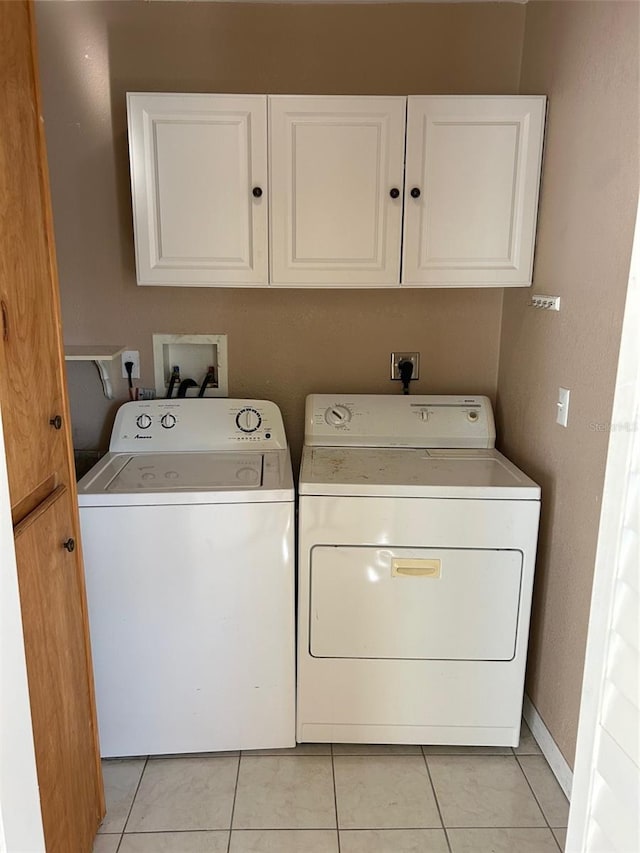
[[77, 449, 293, 506], [299, 447, 540, 499], [107, 452, 263, 492]]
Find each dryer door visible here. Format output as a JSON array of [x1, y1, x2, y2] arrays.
[[309, 546, 522, 661]]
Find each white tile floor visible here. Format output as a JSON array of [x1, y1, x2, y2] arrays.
[[94, 722, 569, 853]]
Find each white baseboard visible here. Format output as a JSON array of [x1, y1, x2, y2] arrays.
[[523, 694, 573, 799]]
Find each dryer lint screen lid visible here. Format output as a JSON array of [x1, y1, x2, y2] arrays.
[[106, 452, 264, 491]]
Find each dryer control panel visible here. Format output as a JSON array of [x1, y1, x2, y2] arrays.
[[305, 395, 496, 448], [110, 399, 288, 452]]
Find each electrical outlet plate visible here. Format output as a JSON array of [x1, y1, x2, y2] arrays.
[[391, 352, 420, 380], [121, 350, 140, 379]]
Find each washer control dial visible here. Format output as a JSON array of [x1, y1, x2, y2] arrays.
[[136, 414, 152, 430], [324, 405, 352, 427], [160, 413, 177, 429], [467, 410, 479, 422], [236, 407, 262, 433]]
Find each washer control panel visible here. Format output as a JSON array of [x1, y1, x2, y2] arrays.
[[110, 399, 287, 452], [305, 394, 496, 449]]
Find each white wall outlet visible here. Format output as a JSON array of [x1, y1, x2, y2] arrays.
[[391, 352, 420, 380], [557, 387, 570, 427], [121, 350, 140, 379]]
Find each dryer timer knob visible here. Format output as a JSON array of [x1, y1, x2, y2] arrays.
[[324, 405, 352, 427]]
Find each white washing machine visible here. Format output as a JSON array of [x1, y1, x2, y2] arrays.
[[297, 394, 541, 747], [78, 398, 295, 757]]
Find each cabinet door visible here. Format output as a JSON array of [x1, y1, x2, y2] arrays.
[[269, 96, 406, 286], [402, 96, 546, 287], [0, 0, 68, 514], [14, 487, 102, 853], [1, 4, 104, 850], [127, 93, 268, 286]]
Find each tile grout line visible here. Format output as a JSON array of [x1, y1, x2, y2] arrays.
[[421, 747, 453, 853], [230, 825, 346, 831], [516, 754, 566, 852], [423, 748, 563, 848], [552, 827, 565, 853], [330, 743, 341, 853], [514, 751, 563, 849], [225, 752, 243, 853], [118, 755, 149, 845], [424, 825, 564, 830]]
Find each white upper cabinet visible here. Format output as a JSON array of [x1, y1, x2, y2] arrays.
[[269, 96, 406, 287], [127, 93, 546, 288], [402, 96, 546, 287], [127, 93, 268, 286]]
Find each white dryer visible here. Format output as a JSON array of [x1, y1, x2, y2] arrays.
[[78, 398, 295, 757], [297, 394, 540, 747]]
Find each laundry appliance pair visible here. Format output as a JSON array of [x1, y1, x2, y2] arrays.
[[78, 394, 540, 756]]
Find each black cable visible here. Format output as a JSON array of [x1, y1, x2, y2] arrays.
[[177, 378, 198, 398], [166, 365, 180, 399], [399, 359, 414, 395], [198, 367, 216, 398], [124, 360, 134, 401]]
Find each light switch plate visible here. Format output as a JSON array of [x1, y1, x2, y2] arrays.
[[557, 387, 570, 427]]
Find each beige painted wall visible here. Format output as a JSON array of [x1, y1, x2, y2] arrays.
[[497, 0, 639, 766], [34, 0, 526, 464], [35, 0, 639, 768]]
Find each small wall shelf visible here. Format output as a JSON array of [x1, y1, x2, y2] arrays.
[[64, 346, 125, 399]]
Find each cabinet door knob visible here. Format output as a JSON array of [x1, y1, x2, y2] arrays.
[[49, 415, 63, 430], [63, 538, 75, 552], [410, 187, 421, 199], [389, 188, 400, 199], [252, 186, 263, 198]]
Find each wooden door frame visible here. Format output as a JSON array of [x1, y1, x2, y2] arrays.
[[0, 402, 45, 853]]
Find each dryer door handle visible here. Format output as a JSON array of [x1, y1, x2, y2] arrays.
[[391, 558, 441, 579]]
